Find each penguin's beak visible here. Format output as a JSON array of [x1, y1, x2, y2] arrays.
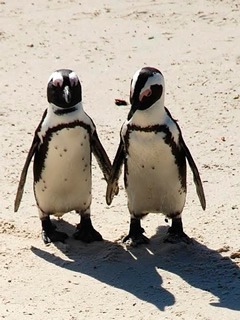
[[63, 86, 71, 104], [127, 102, 138, 120]]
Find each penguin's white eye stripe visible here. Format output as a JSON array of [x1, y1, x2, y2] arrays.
[[49, 72, 64, 87], [131, 69, 141, 93], [69, 72, 79, 87], [139, 73, 163, 97]]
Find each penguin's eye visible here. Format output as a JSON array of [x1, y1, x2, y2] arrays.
[[139, 88, 152, 101]]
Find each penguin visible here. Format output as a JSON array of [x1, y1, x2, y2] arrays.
[[15, 69, 115, 244], [106, 67, 206, 245]]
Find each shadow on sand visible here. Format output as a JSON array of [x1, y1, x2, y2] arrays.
[[31, 221, 240, 311]]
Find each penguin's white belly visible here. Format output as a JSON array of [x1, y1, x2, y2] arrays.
[[35, 127, 91, 214], [126, 131, 185, 215]]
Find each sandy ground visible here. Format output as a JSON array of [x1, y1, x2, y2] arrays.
[[1, 0, 240, 319]]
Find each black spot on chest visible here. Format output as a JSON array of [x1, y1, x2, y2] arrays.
[[33, 121, 92, 183]]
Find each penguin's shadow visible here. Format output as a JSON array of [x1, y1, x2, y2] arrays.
[[31, 221, 240, 311]]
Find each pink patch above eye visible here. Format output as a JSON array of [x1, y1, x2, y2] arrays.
[[69, 72, 79, 86], [139, 88, 152, 101], [52, 77, 63, 87]]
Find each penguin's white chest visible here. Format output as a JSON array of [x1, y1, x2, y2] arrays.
[[125, 130, 186, 215], [34, 126, 92, 214]]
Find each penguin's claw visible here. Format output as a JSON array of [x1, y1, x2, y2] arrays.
[[123, 233, 149, 247], [42, 230, 68, 244], [73, 218, 103, 243], [123, 218, 149, 246]]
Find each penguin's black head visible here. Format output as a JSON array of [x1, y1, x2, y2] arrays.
[[128, 67, 164, 120], [47, 69, 82, 110]]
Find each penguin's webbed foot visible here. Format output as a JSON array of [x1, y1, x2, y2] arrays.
[[73, 217, 103, 243], [41, 217, 68, 244], [42, 229, 69, 244], [164, 217, 192, 244], [123, 218, 149, 246]]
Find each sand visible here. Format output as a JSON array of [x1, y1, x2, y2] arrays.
[[0, 0, 240, 319]]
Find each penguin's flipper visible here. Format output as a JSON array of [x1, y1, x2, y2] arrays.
[[164, 107, 206, 210], [180, 135, 206, 210], [14, 110, 47, 212], [91, 130, 112, 181], [106, 139, 125, 205], [14, 136, 39, 212]]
